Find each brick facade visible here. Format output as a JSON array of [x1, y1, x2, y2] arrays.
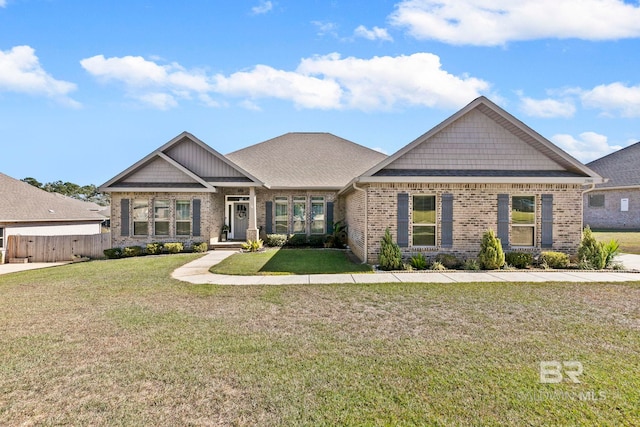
[[583, 189, 640, 229], [345, 183, 584, 264]]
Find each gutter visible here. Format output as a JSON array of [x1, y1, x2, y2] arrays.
[[352, 182, 368, 264]]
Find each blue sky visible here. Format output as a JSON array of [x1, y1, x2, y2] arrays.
[[2, 0, 640, 185]]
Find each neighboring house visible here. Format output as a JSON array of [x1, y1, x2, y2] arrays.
[[0, 173, 107, 262], [100, 97, 604, 264], [583, 142, 640, 230]]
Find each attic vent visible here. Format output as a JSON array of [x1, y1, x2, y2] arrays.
[[48, 209, 55, 213]]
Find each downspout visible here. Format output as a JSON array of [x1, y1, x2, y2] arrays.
[[581, 183, 596, 230], [352, 182, 368, 264]]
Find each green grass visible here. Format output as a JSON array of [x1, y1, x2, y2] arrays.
[[209, 248, 373, 275], [1, 255, 639, 425], [593, 230, 640, 254]]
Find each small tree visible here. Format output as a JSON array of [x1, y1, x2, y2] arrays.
[[478, 229, 505, 270], [577, 226, 606, 270], [379, 228, 403, 271]]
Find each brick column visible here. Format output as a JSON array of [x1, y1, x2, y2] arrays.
[[246, 186, 259, 241]]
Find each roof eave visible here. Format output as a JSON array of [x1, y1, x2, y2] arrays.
[[358, 176, 599, 185]]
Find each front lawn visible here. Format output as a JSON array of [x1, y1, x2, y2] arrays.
[[209, 248, 373, 275], [593, 230, 640, 254], [0, 255, 639, 425]]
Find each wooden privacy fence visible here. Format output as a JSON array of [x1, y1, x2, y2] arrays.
[[6, 233, 112, 262]]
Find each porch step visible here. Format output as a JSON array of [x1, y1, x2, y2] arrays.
[[210, 242, 244, 251]]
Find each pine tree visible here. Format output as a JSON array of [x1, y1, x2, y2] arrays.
[[378, 228, 403, 271], [577, 226, 606, 269], [478, 229, 505, 270]]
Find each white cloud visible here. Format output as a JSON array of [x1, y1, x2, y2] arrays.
[[372, 147, 389, 155], [0, 1, 6, 8], [312, 21, 339, 37], [354, 25, 393, 41], [0, 45, 79, 106], [551, 131, 622, 163], [390, 0, 640, 46], [251, 1, 273, 15], [580, 82, 640, 117], [81, 54, 213, 109], [520, 96, 575, 118]]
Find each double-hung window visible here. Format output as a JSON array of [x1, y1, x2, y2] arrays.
[[512, 196, 535, 246], [154, 200, 170, 236], [310, 196, 325, 234], [275, 197, 289, 233], [293, 197, 306, 234], [0, 227, 4, 249], [588, 194, 604, 208], [175, 200, 191, 236], [133, 200, 149, 236], [413, 195, 436, 246]]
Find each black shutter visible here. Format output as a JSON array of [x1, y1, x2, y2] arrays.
[[541, 194, 553, 248], [192, 199, 201, 237], [121, 198, 130, 236], [441, 193, 453, 248], [326, 201, 334, 234], [497, 194, 509, 250], [265, 201, 273, 234], [397, 193, 409, 247]]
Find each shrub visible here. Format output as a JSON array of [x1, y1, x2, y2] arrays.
[[478, 229, 505, 270], [462, 258, 480, 271], [265, 234, 288, 247], [146, 242, 163, 255], [192, 242, 208, 253], [378, 228, 403, 271], [577, 226, 606, 270], [164, 242, 184, 254], [409, 253, 428, 270], [504, 252, 533, 269], [430, 261, 446, 271], [103, 247, 122, 259], [308, 235, 326, 248], [540, 251, 569, 269], [327, 221, 348, 249], [122, 246, 144, 257], [286, 234, 308, 247], [435, 253, 461, 269], [603, 239, 620, 268], [242, 239, 263, 252]]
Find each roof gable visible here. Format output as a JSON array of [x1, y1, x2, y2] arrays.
[[360, 97, 603, 184], [587, 141, 640, 188], [101, 132, 262, 191]]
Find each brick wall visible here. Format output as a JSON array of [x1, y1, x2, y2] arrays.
[[344, 187, 366, 261], [583, 189, 640, 229], [360, 183, 584, 264]]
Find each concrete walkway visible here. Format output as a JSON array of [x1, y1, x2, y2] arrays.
[[171, 250, 640, 285], [0, 261, 71, 276]]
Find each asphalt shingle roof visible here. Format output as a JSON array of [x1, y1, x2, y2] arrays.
[[226, 133, 387, 188], [587, 142, 640, 188], [0, 173, 107, 223]]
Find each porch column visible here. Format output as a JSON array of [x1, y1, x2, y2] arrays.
[[246, 186, 259, 241]]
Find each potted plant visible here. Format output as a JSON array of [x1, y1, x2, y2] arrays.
[[221, 224, 230, 241]]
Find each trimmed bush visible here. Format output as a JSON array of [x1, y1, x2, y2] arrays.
[[122, 246, 144, 258], [478, 229, 505, 270], [410, 253, 428, 270], [164, 242, 184, 254], [308, 235, 326, 248], [146, 242, 163, 255], [103, 247, 123, 259], [577, 226, 606, 270], [540, 251, 569, 269], [192, 242, 208, 253], [462, 258, 480, 271], [505, 252, 533, 269], [265, 234, 288, 247], [378, 228, 402, 271], [430, 261, 446, 271], [286, 234, 308, 247], [435, 253, 461, 269]]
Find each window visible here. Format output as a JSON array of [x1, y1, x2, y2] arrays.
[[0, 227, 4, 249], [589, 194, 604, 208], [154, 200, 170, 236], [512, 195, 535, 246], [175, 200, 191, 236], [275, 197, 288, 233], [133, 200, 149, 236], [293, 196, 306, 234], [413, 195, 436, 246], [310, 196, 325, 234]]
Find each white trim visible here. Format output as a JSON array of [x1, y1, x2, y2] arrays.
[[357, 176, 596, 185], [224, 195, 250, 240], [511, 195, 536, 247], [102, 187, 217, 193], [583, 184, 640, 192]]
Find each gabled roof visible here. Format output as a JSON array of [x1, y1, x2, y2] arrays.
[[100, 132, 263, 192], [355, 96, 604, 185], [0, 173, 106, 223], [587, 141, 640, 189], [226, 133, 387, 189]]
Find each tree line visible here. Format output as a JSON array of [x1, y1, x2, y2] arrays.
[[22, 177, 110, 206]]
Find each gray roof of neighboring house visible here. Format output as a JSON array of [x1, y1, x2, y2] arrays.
[[587, 142, 640, 189], [0, 173, 107, 223], [226, 132, 388, 189]]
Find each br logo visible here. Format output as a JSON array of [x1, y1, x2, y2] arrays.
[[539, 361, 583, 384]]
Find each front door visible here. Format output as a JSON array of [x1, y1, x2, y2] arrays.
[[233, 203, 249, 240]]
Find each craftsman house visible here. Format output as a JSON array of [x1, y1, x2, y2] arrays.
[[100, 97, 604, 263], [583, 141, 640, 230]]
